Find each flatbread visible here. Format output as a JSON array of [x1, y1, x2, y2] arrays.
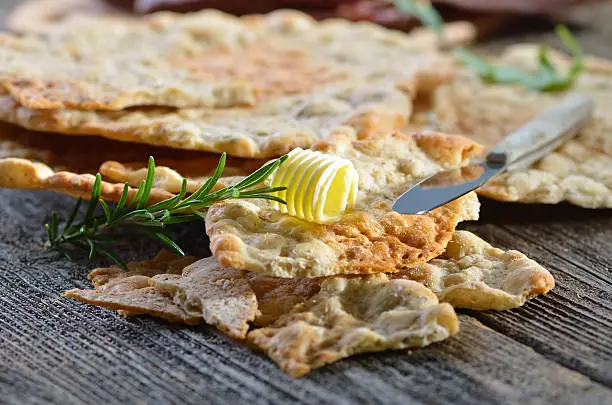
[[0, 9, 470, 157], [248, 275, 459, 377], [64, 228, 552, 375], [6, 0, 129, 35], [206, 131, 483, 278], [392, 230, 554, 310], [64, 251, 200, 322], [0, 80, 411, 159], [151, 258, 258, 339], [432, 44, 612, 208], [65, 252, 258, 338], [1, 11, 260, 110], [0, 123, 259, 202], [0, 9, 454, 111], [245, 229, 553, 322], [244, 272, 322, 326]]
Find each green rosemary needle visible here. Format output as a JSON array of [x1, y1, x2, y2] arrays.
[[45, 153, 288, 269], [454, 25, 584, 92]]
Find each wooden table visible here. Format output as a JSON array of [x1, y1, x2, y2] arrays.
[[0, 2, 610, 404]]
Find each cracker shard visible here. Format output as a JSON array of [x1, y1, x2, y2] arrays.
[[65, 253, 259, 339], [393, 231, 555, 310], [248, 275, 459, 377], [206, 131, 482, 278], [64, 251, 200, 323], [151, 258, 258, 339]]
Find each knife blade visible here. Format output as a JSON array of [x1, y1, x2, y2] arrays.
[[392, 93, 595, 215]]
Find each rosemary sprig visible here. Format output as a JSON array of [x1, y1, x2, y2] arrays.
[[392, 0, 443, 38], [454, 25, 584, 92], [45, 153, 288, 269]]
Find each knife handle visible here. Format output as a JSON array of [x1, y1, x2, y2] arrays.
[[488, 93, 594, 171]]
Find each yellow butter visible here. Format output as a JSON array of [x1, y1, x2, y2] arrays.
[[270, 148, 358, 224]]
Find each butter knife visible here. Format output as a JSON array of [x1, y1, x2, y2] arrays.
[[392, 93, 594, 215]]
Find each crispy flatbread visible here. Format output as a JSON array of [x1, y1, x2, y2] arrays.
[[64, 251, 200, 322], [432, 44, 612, 208], [64, 227, 552, 329], [244, 272, 322, 327], [0, 80, 411, 159], [0, 8, 452, 111], [6, 0, 129, 35], [206, 131, 482, 278], [151, 258, 258, 339], [0, 9, 473, 157], [0, 123, 259, 202], [392, 230, 554, 310], [65, 252, 258, 338], [245, 230, 554, 321], [248, 275, 459, 377]]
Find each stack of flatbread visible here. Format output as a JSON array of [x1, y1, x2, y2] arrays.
[[0, 9, 570, 377]]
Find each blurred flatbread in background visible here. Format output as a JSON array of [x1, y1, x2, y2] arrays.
[[0, 81, 413, 158], [8, 0, 514, 40], [0, 9, 474, 158], [432, 45, 612, 208]]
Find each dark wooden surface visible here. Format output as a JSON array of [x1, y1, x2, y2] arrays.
[[0, 2, 611, 404]]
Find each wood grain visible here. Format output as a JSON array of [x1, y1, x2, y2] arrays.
[[1, 1, 612, 404], [1, 189, 611, 405], [463, 200, 612, 387]]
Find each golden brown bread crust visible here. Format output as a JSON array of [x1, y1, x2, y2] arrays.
[[0, 157, 174, 204], [244, 272, 322, 326], [64, 231, 553, 376]]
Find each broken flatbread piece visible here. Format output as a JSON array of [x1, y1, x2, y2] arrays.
[[65, 252, 258, 338], [0, 80, 410, 158], [248, 275, 459, 377], [64, 251, 200, 322], [206, 131, 482, 278], [0, 123, 258, 202], [393, 230, 554, 310], [432, 44, 612, 208], [151, 258, 258, 339]]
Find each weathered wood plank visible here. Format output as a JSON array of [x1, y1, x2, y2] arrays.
[[463, 200, 612, 387], [1, 189, 611, 405]]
